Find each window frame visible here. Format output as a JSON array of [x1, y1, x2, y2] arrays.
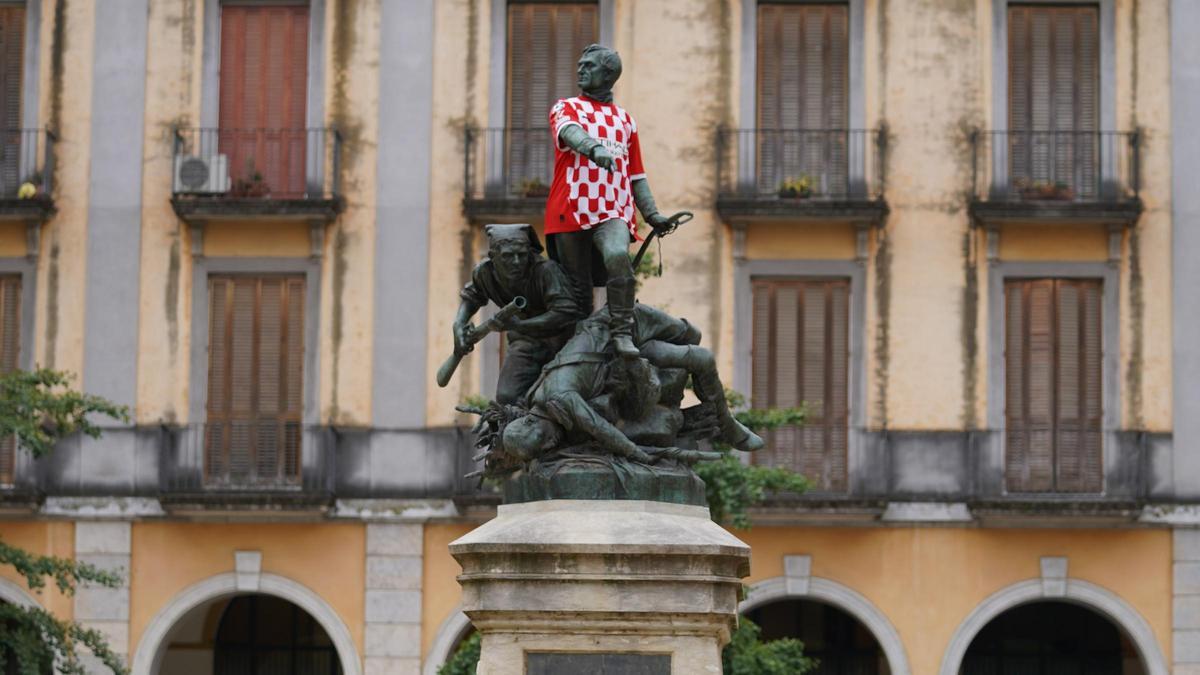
[[189, 256, 322, 429], [200, 0, 327, 188], [735, 258, 866, 493], [739, 0, 865, 188], [986, 261, 1119, 496]]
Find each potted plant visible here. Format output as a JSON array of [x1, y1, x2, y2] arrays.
[[777, 174, 814, 199], [519, 177, 550, 198], [1016, 178, 1074, 201], [231, 162, 271, 198], [16, 171, 43, 200]]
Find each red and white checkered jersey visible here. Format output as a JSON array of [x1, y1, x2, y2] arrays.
[[544, 95, 646, 235]]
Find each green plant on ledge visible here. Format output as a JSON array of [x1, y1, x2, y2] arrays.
[[777, 174, 814, 199], [518, 177, 550, 199]]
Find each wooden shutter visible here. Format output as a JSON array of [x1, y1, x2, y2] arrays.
[[206, 276, 305, 487], [506, 2, 597, 191], [751, 278, 849, 491], [0, 276, 19, 485], [756, 3, 848, 195], [1005, 279, 1102, 493], [219, 4, 309, 196], [0, 6, 22, 197], [1008, 5, 1099, 197]]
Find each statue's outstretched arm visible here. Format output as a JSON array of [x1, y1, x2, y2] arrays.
[[558, 124, 615, 170], [631, 178, 667, 228]]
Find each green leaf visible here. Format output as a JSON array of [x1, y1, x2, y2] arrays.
[[0, 368, 129, 458]]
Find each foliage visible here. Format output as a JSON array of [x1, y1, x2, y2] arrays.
[[0, 368, 129, 458], [437, 631, 480, 675], [777, 174, 814, 198], [460, 394, 493, 412], [723, 616, 816, 675], [695, 390, 809, 529], [0, 369, 130, 674]]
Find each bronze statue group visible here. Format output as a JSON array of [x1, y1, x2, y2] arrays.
[[442, 46, 762, 484]]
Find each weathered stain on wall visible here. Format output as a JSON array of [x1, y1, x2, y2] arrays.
[[960, 229, 978, 429]]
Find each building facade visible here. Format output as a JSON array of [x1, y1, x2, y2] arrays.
[[0, 0, 1197, 673]]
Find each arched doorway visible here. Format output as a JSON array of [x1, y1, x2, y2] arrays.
[[157, 593, 343, 675], [745, 598, 891, 675], [960, 601, 1145, 675]]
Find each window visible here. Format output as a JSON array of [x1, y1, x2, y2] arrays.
[[751, 278, 849, 491], [214, 595, 342, 674], [505, 2, 597, 190], [1005, 278, 1103, 493], [0, 276, 18, 486], [0, 5, 23, 196], [1008, 4, 1099, 197], [218, 3, 309, 197], [205, 275, 305, 488], [756, 3, 848, 194]]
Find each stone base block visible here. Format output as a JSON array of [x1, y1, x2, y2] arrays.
[[449, 499, 750, 675]]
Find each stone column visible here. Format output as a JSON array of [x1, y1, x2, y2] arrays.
[[1176, 529, 1200, 673], [74, 521, 131, 673], [364, 523, 424, 674], [450, 500, 750, 675]]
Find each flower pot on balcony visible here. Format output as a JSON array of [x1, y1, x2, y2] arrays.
[[777, 176, 814, 200]]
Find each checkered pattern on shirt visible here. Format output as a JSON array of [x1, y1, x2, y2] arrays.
[[549, 96, 646, 232]]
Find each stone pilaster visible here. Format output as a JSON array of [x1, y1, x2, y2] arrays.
[[364, 523, 424, 675], [1176, 529, 1200, 674], [74, 521, 131, 673]]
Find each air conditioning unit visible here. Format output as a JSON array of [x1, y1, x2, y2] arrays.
[[173, 154, 230, 194]]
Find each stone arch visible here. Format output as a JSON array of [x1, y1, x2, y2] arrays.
[[0, 576, 40, 608], [422, 606, 472, 675], [130, 572, 361, 675], [937, 578, 1169, 675], [740, 575, 912, 675]]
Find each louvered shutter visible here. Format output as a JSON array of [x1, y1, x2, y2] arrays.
[[1005, 279, 1102, 493], [756, 3, 848, 195], [1008, 5, 1099, 198], [206, 276, 305, 487], [219, 4, 309, 197], [751, 278, 849, 491], [0, 276, 18, 485], [0, 6, 22, 197], [506, 2, 597, 194]]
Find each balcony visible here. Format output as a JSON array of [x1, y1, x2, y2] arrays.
[[170, 127, 343, 225], [0, 128, 56, 224], [463, 127, 552, 224], [716, 128, 888, 225], [969, 130, 1142, 226], [159, 422, 336, 513]]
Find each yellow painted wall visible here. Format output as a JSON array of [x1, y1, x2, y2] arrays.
[[203, 222, 312, 258], [36, 0, 94, 377], [0, 223, 27, 258], [421, 522, 476, 659], [744, 223, 858, 261], [420, 523, 1173, 670], [998, 225, 1110, 262], [128, 522, 366, 658], [740, 526, 1173, 673], [0, 520, 75, 619]]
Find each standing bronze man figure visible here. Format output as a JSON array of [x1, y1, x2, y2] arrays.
[[545, 44, 675, 359]]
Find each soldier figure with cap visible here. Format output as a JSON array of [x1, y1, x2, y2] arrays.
[[452, 224, 586, 405]]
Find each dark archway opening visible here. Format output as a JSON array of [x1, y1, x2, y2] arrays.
[[745, 599, 890, 675], [960, 601, 1146, 675], [213, 595, 342, 675]]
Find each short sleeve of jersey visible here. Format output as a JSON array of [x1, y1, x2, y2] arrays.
[[550, 99, 582, 151], [627, 122, 645, 181]]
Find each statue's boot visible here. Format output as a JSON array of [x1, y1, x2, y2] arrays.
[[606, 275, 640, 359], [692, 366, 765, 452]]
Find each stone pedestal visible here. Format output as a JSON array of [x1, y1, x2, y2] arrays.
[[449, 499, 750, 675]]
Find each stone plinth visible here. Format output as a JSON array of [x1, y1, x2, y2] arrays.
[[449, 499, 750, 675]]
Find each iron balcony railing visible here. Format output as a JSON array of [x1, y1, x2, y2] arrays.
[[172, 127, 342, 200], [464, 126, 554, 201], [971, 130, 1140, 204], [0, 128, 55, 199], [0, 436, 38, 494], [160, 422, 335, 497], [717, 128, 887, 201]]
